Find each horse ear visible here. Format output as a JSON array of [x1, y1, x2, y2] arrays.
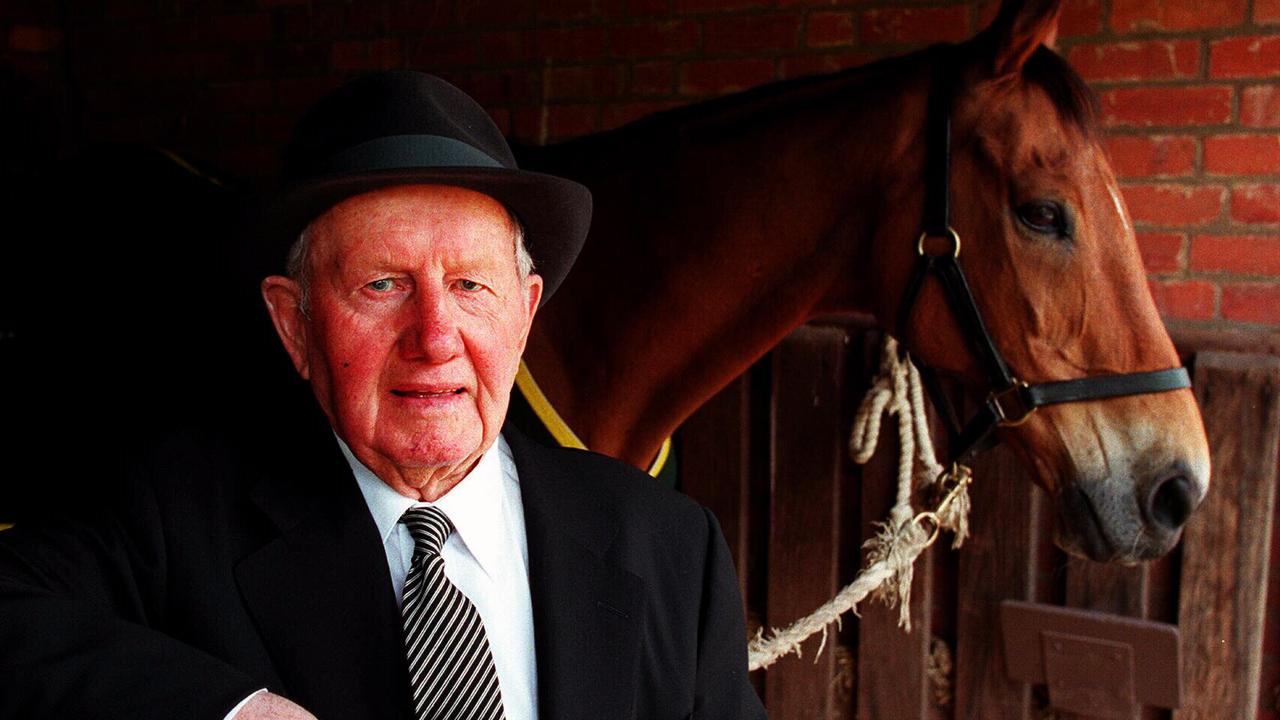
[[979, 0, 1064, 77]]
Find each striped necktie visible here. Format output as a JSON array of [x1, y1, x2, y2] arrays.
[[399, 506, 506, 720]]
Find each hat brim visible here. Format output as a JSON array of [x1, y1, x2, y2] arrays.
[[264, 166, 592, 306]]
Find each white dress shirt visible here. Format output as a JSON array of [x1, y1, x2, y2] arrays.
[[343, 434, 539, 720], [225, 435, 538, 720]]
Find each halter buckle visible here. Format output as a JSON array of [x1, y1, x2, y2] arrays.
[[989, 380, 1035, 426], [916, 227, 961, 258]]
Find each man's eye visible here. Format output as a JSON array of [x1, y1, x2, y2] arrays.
[[457, 279, 483, 292], [366, 278, 396, 292]]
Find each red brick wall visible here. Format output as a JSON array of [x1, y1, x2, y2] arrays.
[[4, 1, 1275, 331]]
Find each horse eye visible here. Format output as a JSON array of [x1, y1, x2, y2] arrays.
[[1016, 201, 1068, 237]]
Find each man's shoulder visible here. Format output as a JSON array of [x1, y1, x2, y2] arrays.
[[503, 428, 709, 539]]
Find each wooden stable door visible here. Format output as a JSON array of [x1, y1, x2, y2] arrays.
[[680, 320, 1280, 720]]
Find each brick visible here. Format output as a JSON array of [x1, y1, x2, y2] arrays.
[[1122, 184, 1226, 225], [680, 58, 774, 96], [332, 39, 399, 70], [545, 65, 625, 100], [603, 100, 683, 129], [208, 13, 273, 45], [1100, 87, 1233, 127], [1066, 40, 1199, 82], [184, 48, 238, 79], [537, 0, 597, 22], [629, 61, 676, 96], [1210, 35, 1280, 79], [704, 13, 801, 54], [780, 50, 878, 79], [628, 0, 671, 16], [1232, 184, 1280, 223], [342, 3, 391, 36], [388, 2, 452, 31], [1221, 283, 1280, 323], [1259, 0, 1280, 24], [1111, 0, 1246, 33], [1148, 280, 1216, 320], [1243, 86, 1280, 128], [544, 103, 600, 141], [1059, 0, 1103, 37], [806, 12, 855, 49], [206, 80, 274, 113], [264, 43, 326, 76], [861, 7, 970, 45], [1105, 135, 1196, 177], [673, 0, 766, 13], [410, 33, 477, 68], [612, 21, 699, 58], [477, 31, 535, 65], [1137, 232, 1185, 272], [9, 25, 62, 52], [457, 0, 534, 26], [1191, 235, 1280, 275], [465, 69, 541, 106], [276, 76, 344, 112], [1205, 134, 1280, 176], [534, 26, 607, 62]]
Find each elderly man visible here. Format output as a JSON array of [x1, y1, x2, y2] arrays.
[[0, 72, 764, 720]]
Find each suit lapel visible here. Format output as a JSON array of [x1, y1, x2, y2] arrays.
[[234, 431, 410, 720], [507, 428, 643, 720]]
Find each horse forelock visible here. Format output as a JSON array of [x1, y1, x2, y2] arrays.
[[1019, 46, 1100, 138]]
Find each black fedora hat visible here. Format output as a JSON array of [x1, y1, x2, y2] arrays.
[[266, 71, 591, 305]]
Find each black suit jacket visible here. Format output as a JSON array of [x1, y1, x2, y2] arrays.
[[0, 419, 765, 719]]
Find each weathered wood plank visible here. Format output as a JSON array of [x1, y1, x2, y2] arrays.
[[1175, 351, 1280, 720], [955, 445, 1042, 720], [680, 374, 752, 605], [764, 326, 849, 719]]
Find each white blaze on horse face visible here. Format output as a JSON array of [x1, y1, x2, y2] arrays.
[[1105, 178, 1134, 239]]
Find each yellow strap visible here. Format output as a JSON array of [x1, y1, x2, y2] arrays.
[[515, 360, 672, 478], [0, 524, 12, 532]]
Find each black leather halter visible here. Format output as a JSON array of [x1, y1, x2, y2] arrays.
[[895, 51, 1191, 464]]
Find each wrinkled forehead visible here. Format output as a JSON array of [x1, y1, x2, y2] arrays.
[[303, 185, 520, 265]]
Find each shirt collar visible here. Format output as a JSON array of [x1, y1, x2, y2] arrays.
[[339, 435, 509, 580]]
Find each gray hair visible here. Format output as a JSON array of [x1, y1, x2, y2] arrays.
[[286, 205, 534, 315]]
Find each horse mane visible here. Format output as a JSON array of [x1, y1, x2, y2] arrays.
[[519, 43, 1099, 157]]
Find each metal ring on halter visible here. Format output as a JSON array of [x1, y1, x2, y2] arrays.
[[912, 511, 943, 548], [916, 227, 961, 258], [989, 380, 1037, 427]]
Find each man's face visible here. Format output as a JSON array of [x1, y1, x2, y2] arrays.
[[262, 184, 542, 497]]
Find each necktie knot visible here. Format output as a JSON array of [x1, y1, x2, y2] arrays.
[[400, 506, 453, 557]]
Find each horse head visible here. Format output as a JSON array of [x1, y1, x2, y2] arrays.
[[870, 0, 1210, 563]]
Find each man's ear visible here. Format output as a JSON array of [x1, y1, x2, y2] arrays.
[[261, 276, 312, 380], [516, 273, 544, 356]]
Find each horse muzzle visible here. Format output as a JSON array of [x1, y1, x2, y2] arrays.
[[1054, 458, 1208, 563]]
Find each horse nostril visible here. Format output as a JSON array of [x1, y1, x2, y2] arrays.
[[1148, 475, 1196, 531]]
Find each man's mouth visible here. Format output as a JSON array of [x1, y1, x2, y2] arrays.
[[391, 388, 465, 398]]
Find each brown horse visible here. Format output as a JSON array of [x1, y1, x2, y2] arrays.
[[517, 0, 1210, 563]]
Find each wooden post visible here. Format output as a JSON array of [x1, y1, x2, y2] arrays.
[[764, 326, 848, 719], [1175, 352, 1280, 720]]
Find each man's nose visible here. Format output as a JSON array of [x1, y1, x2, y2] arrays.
[[399, 290, 463, 362]]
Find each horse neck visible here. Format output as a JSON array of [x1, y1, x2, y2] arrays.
[[524, 58, 933, 468]]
